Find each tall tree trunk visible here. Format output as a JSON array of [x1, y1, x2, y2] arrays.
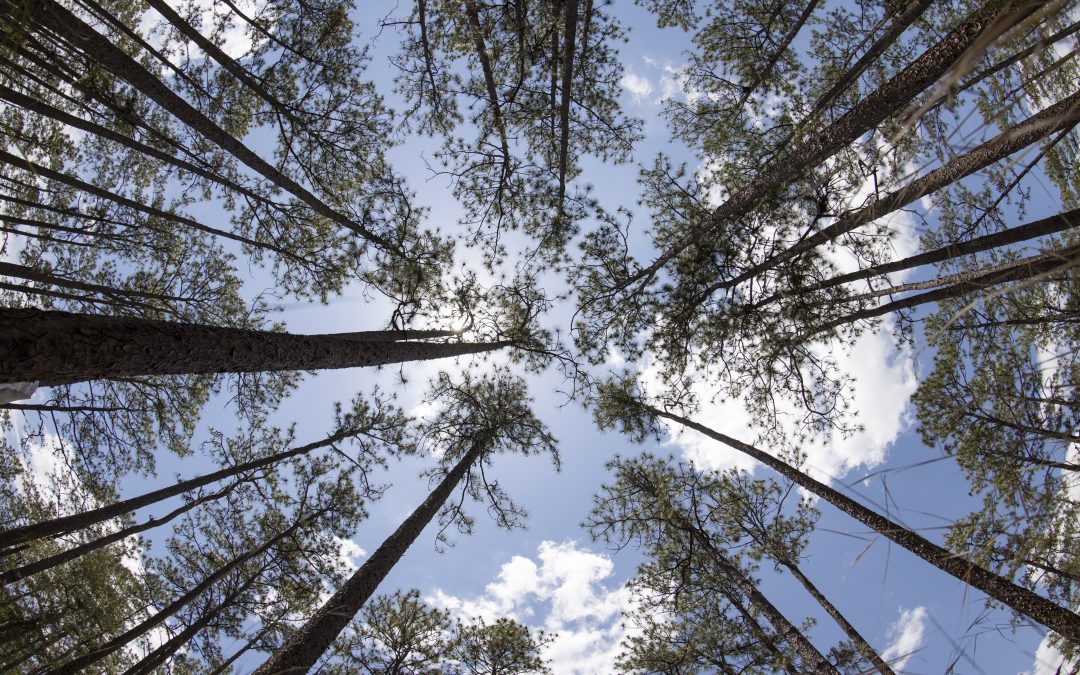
[[23, 0, 400, 255], [803, 242, 1080, 338], [616, 0, 1033, 293], [698, 534, 836, 673], [0, 481, 240, 585], [762, 207, 1080, 304], [782, 560, 894, 674], [0, 308, 511, 386], [707, 86, 1080, 298], [45, 512, 314, 675], [555, 0, 579, 212], [252, 440, 488, 675], [0, 428, 366, 551], [732, 0, 822, 115], [0, 149, 306, 263], [637, 401, 1080, 642], [0, 82, 275, 206], [120, 561, 270, 675], [805, 0, 937, 122]]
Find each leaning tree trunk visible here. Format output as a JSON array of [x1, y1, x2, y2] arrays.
[[252, 440, 488, 675], [782, 560, 894, 675], [618, 0, 1034, 292], [0, 428, 350, 551], [672, 516, 838, 673], [639, 402, 1080, 643], [45, 512, 313, 675], [0, 308, 511, 386]]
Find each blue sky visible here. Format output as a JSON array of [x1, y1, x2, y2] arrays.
[[8, 0, 1078, 672]]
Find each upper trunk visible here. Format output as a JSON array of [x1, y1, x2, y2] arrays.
[[0, 308, 511, 386]]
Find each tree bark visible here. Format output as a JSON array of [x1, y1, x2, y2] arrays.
[[44, 512, 313, 675], [707, 86, 1080, 298], [0, 308, 511, 386], [639, 402, 1080, 642], [617, 0, 1033, 294], [783, 561, 894, 674], [252, 439, 487, 675], [24, 0, 400, 255]]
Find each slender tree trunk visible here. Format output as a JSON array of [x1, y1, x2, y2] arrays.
[[637, 401, 1080, 642], [24, 0, 400, 255], [0, 261, 191, 304], [803, 242, 1080, 338], [120, 561, 269, 675], [0, 428, 357, 550], [0, 308, 511, 386], [806, 0, 937, 122], [617, 0, 1032, 293], [0, 149, 306, 263], [708, 86, 1080, 298], [252, 440, 487, 675], [462, 0, 512, 178], [45, 513, 313, 675], [672, 515, 836, 673], [763, 207, 1080, 304], [555, 0, 579, 210], [0, 82, 275, 206], [732, 0, 822, 114], [0, 482, 239, 585], [782, 560, 894, 674]]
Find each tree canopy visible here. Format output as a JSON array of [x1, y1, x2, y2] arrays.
[[2, 0, 1080, 671]]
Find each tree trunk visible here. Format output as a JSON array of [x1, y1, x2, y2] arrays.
[[556, 0, 579, 209], [768, 207, 1080, 303], [0, 482, 240, 585], [0, 308, 511, 386], [119, 561, 269, 675], [24, 0, 400, 255], [709, 86, 1080, 297], [618, 0, 1032, 293], [805, 0, 937, 122], [0, 428, 363, 551], [804, 242, 1080, 338], [45, 513, 313, 675], [783, 561, 894, 674], [640, 402, 1080, 642], [0, 149, 305, 263], [669, 508, 836, 673], [252, 440, 487, 675]]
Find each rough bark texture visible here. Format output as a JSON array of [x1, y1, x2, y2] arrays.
[[252, 441, 486, 675], [46, 515, 309, 675], [711, 85, 1080, 296], [26, 0, 398, 254], [645, 404, 1080, 643], [784, 562, 894, 674], [0, 430, 348, 550], [623, 0, 1030, 291], [0, 308, 510, 386]]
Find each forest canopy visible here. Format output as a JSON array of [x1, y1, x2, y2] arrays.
[[1, 0, 1079, 672]]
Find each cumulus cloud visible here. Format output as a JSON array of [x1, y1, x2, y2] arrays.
[[620, 72, 654, 103], [880, 606, 928, 671], [1025, 630, 1079, 675], [334, 536, 367, 572], [428, 540, 635, 674]]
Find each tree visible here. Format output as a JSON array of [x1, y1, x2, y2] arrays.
[[587, 453, 836, 673], [592, 378, 1080, 646], [446, 616, 552, 675], [329, 589, 451, 674], [254, 371, 558, 674]]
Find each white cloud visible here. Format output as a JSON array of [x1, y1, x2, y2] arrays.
[[620, 72, 654, 103], [880, 606, 928, 671], [428, 540, 635, 674], [334, 536, 367, 572], [1026, 630, 1079, 675]]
